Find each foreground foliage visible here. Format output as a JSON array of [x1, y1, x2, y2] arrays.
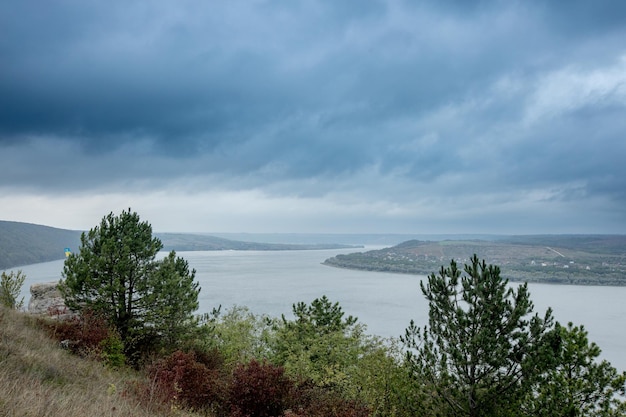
[[402, 255, 626, 417], [60, 209, 200, 361], [0, 269, 26, 309], [524, 322, 626, 416], [143, 352, 371, 417], [38, 309, 126, 368], [0, 306, 192, 417], [272, 296, 364, 386], [9, 279, 626, 416], [44, 209, 626, 416]]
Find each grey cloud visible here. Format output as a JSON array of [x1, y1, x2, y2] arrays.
[[1, 0, 626, 232]]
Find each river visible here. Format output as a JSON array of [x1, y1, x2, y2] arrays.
[[11, 247, 626, 372]]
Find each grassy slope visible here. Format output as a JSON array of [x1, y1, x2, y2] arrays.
[[0, 306, 196, 417]]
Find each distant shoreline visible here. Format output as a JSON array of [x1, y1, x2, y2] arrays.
[[322, 237, 626, 287]]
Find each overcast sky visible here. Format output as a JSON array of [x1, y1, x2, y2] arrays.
[[1, 0, 625, 234]]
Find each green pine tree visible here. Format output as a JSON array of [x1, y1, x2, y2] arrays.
[[60, 209, 200, 356], [140, 250, 200, 347], [525, 322, 626, 417], [402, 254, 560, 417], [272, 295, 366, 389]]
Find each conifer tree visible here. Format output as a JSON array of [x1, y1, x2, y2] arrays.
[[272, 295, 366, 388], [60, 209, 200, 352], [403, 254, 560, 416], [525, 322, 626, 417]]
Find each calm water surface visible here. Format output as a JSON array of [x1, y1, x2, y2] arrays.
[[12, 248, 626, 372]]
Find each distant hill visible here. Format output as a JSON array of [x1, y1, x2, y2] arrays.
[[323, 236, 626, 286], [157, 233, 360, 252], [208, 232, 500, 246], [0, 221, 82, 270], [0, 221, 360, 270]]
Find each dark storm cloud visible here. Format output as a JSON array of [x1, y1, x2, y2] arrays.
[[1, 0, 626, 232]]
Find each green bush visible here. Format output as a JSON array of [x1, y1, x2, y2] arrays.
[[204, 305, 275, 368], [99, 333, 126, 369], [0, 270, 26, 310]]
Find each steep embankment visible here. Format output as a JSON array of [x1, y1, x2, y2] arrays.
[[0, 306, 194, 417]]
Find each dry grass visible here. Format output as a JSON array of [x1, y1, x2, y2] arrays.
[[0, 307, 198, 417]]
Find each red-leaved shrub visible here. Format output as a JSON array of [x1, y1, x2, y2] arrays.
[[287, 381, 370, 417], [39, 309, 112, 356], [147, 350, 227, 412], [229, 359, 294, 417]]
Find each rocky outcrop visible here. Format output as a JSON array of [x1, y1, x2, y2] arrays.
[[28, 282, 67, 316]]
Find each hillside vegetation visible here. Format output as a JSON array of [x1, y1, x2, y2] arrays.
[[0, 306, 196, 417], [323, 235, 626, 286], [4, 210, 625, 416], [3, 280, 625, 416]]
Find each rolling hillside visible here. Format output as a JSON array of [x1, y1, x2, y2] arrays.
[[0, 221, 359, 270], [323, 236, 626, 286], [0, 221, 82, 270]]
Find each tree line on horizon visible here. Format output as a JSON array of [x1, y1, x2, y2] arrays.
[[3, 209, 625, 416]]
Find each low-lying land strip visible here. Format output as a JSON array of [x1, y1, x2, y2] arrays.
[[323, 235, 626, 286]]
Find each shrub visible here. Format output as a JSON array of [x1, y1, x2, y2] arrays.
[[288, 381, 370, 417], [123, 330, 162, 369], [0, 270, 26, 309], [202, 305, 275, 369], [146, 350, 227, 412], [190, 346, 225, 371], [271, 296, 368, 391], [39, 309, 116, 359], [229, 359, 294, 417], [100, 333, 126, 368]]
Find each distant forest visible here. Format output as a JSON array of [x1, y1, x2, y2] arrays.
[[323, 236, 626, 286], [0, 221, 358, 270]]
